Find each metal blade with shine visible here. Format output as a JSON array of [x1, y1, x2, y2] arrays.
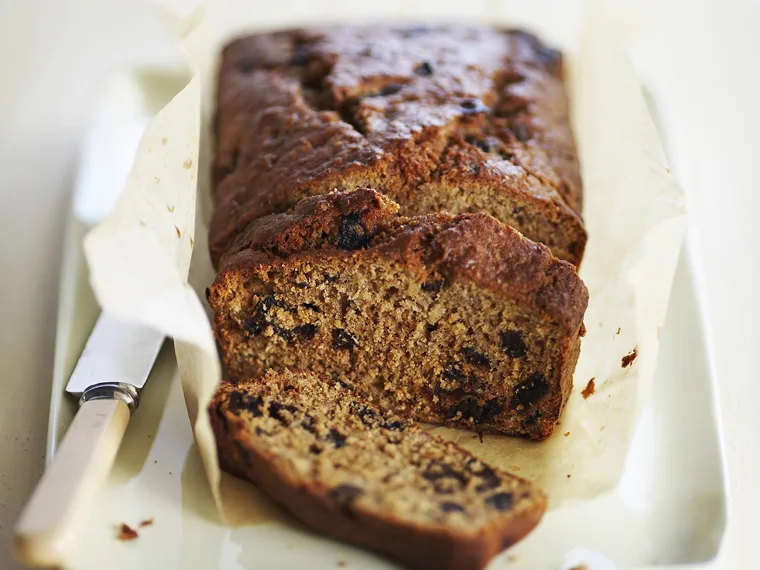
[[65, 312, 165, 396]]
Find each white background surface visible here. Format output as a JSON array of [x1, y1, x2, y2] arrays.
[[0, 1, 758, 569]]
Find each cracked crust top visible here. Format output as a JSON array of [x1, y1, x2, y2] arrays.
[[210, 24, 585, 267]]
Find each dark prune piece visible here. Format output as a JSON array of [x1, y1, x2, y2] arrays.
[[355, 404, 405, 430], [214, 403, 229, 430], [228, 391, 264, 417], [293, 323, 318, 340], [450, 397, 504, 424], [443, 364, 466, 382], [464, 135, 499, 154], [523, 410, 542, 426], [473, 465, 500, 492], [329, 484, 362, 501], [440, 502, 465, 513], [309, 443, 322, 455], [268, 402, 299, 426], [289, 43, 310, 66], [512, 373, 548, 409], [414, 61, 435, 76], [332, 328, 357, 350], [355, 405, 382, 427], [271, 323, 294, 342], [336, 213, 370, 250], [329, 484, 363, 518], [485, 492, 514, 511], [326, 429, 347, 448], [384, 419, 406, 431], [233, 440, 252, 467], [461, 347, 491, 368], [301, 413, 317, 433], [500, 330, 527, 358], [421, 279, 444, 293], [242, 295, 276, 336], [460, 98, 489, 115], [423, 462, 469, 495]]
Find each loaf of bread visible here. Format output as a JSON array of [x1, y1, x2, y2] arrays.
[[210, 24, 586, 267], [208, 189, 588, 440], [209, 369, 547, 570]]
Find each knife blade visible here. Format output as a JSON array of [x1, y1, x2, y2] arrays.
[[66, 312, 165, 408]]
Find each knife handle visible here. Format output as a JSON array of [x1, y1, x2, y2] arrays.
[[13, 396, 131, 567]]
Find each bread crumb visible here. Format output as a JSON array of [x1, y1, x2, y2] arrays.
[[162, 137, 168, 145], [337, 562, 347, 568], [183, 159, 193, 169], [139, 518, 154, 528], [507, 554, 519, 563], [567, 474, 571, 478], [175, 226, 182, 239], [167, 205, 175, 213], [564, 432, 570, 437], [510, 465, 520, 472], [622, 347, 638, 368], [117, 523, 138, 541], [581, 378, 595, 399], [569, 565, 588, 570], [616, 327, 621, 335]]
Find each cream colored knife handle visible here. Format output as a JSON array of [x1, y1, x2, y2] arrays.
[[13, 397, 131, 568]]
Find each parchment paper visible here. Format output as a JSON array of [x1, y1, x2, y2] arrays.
[[84, 0, 686, 527]]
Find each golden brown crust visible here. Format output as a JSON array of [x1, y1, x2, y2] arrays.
[[210, 24, 586, 267], [210, 370, 547, 570]]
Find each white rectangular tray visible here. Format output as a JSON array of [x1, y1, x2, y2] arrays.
[[47, 68, 726, 570]]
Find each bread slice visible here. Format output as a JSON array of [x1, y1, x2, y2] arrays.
[[208, 189, 588, 440], [210, 369, 547, 570], [210, 25, 586, 267]]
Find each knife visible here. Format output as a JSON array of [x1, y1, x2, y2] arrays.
[[13, 75, 164, 568], [13, 313, 165, 567]]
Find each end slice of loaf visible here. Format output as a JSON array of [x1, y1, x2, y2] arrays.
[[210, 369, 547, 570], [208, 188, 588, 440], [210, 25, 587, 267]]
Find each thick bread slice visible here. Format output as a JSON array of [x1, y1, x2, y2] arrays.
[[208, 189, 588, 440], [209, 369, 547, 570]]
